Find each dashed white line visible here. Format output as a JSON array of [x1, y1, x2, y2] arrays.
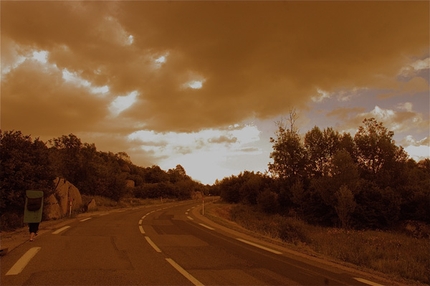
[[80, 218, 91, 222], [198, 223, 214, 230], [6, 247, 41, 275], [165, 258, 204, 286], [52, 226, 70, 234], [187, 216, 194, 221], [139, 219, 143, 225], [145, 236, 162, 253], [354, 277, 384, 286], [236, 238, 282, 255], [139, 225, 145, 234]]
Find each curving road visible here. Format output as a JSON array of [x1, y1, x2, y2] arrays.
[[1, 200, 387, 285]]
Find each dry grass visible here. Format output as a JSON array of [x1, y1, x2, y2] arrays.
[[210, 202, 430, 285]]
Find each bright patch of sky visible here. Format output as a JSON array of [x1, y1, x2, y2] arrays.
[[127, 35, 134, 45], [32, 50, 48, 63], [127, 124, 262, 183], [62, 69, 109, 95], [109, 90, 139, 116], [187, 80, 204, 89]]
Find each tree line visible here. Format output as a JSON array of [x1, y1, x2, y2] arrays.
[[215, 117, 429, 229], [0, 131, 207, 229]]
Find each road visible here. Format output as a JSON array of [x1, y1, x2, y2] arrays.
[[1, 200, 387, 285]]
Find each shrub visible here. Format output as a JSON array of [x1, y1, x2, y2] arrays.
[[278, 217, 311, 245], [0, 212, 23, 231], [257, 190, 279, 214]]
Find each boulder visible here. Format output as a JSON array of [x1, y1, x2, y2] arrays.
[[44, 178, 83, 219], [44, 194, 62, 220], [87, 198, 97, 211]]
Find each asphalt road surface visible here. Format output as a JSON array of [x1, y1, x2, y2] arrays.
[[1, 200, 388, 285]]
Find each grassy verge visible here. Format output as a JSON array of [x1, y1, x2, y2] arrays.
[[209, 202, 430, 285]]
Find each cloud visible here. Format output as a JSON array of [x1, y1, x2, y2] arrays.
[[1, 1, 428, 181], [3, 1, 428, 134], [401, 136, 430, 162]]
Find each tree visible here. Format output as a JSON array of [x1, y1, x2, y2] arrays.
[[335, 185, 356, 229], [0, 130, 55, 228], [354, 118, 407, 184], [48, 134, 84, 185], [304, 127, 342, 177], [269, 120, 306, 181]]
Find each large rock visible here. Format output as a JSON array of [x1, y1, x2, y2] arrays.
[[44, 194, 62, 220], [87, 198, 97, 211], [45, 178, 83, 220]]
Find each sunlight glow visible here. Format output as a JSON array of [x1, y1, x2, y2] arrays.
[[127, 124, 262, 184]]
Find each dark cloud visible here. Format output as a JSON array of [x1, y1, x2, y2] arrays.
[[1, 1, 428, 175]]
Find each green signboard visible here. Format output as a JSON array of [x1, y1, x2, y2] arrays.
[[24, 190, 44, 223]]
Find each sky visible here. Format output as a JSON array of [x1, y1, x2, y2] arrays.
[[1, 1, 429, 184]]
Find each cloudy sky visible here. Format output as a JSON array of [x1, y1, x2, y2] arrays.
[[1, 1, 429, 184]]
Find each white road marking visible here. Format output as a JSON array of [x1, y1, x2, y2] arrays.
[[187, 216, 194, 221], [236, 238, 282, 255], [139, 219, 143, 225], [139, 225, 145, 234], [52, 226, 70, 234], [6, 247, 41, 275], [354, 277, 384, 286], [198, 223, 214, 230], [145, 236, 162, 253], [165, 258, 204, 286], [80, 218, 91, 222]]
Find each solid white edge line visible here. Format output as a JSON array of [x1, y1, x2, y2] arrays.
[[52, 226, 70, 234], [354, 277, 384, 286], [198, 223, 215, 230], [236, 238, 282, 255], [145, 236, 162, 252], [80, 218, 91, 222], [165, 258, 204, 286], [6, 247, 41, 275], [139, 225, 145, 234]]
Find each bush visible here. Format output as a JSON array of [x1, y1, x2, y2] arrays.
[[278, 218, 311, 245], [257, 190, 279, 214], [0, 212, 23, 231]]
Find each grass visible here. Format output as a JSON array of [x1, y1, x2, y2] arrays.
[[209, 202, 430, 285]]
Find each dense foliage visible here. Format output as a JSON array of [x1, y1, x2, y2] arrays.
[[216, 118, 429, 229], [1, 130, 207, 229]]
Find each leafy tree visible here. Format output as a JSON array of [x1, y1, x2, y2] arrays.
[[335, 185, 356, 229], [354, 118, 407, 186], [0, 130, 55, 228], [269, 120, 306, 182], [48, 134, 84, 185], [304, 127, 342, 177]]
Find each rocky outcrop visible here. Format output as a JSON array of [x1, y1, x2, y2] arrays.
[[44, 178, 83, 220]]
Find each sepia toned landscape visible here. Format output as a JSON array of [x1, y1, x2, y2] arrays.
[[1, 1, 429, 285]]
